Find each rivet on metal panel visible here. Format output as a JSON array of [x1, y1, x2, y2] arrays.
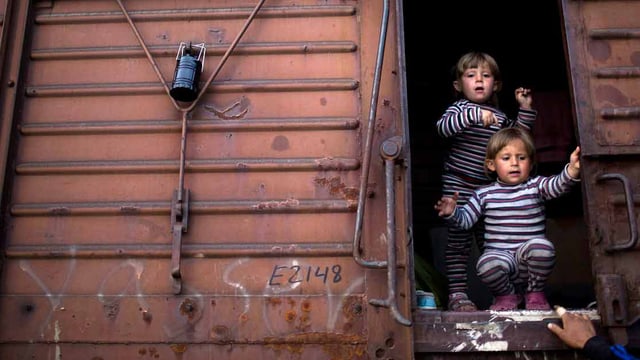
[[179, 298, 198, 320]]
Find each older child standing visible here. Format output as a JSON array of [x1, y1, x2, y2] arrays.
[[435, 127, 581, 310], [436, 52, 537, 311]]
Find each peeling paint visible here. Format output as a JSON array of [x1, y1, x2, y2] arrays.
[[254, 198, 300, 210], [452, 343, 467, 352], [54, 320, 60, 341], [487, 309, 599, 322], [55, 321, 61, 360], [477, 340, 509, 351]]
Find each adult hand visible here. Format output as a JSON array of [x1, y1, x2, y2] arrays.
[[547, 306, 596, 349]]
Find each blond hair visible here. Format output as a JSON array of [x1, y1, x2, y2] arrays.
[[485, 127, 536, 177], [454, 52, 502, 105]]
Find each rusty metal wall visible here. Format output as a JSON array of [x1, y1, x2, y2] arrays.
[[0, 0, 413, 359], [560, 0, 640, 345]]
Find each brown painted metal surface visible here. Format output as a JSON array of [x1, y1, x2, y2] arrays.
[[1, 0, 639, 359], [0, 0, 413, 359], [560, 0, 640, 346]]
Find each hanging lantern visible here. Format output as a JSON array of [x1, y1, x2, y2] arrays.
[[170, 42, 206, 102]]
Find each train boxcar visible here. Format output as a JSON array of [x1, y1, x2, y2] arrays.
[[0, 1, 638, 359]]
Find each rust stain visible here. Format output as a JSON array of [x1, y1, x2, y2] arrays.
[[264, 332, 365, 344], [342, 296, 364, 321], [239, 313, 249, 322], [169, 344, 187, 354], [323, 343, 367, 359], [314, 176, 344, 196], [265, 333, 366, 359], [301, 300, 311, 312], [266, 343, 304, 355], [342, 187, 358, 200], [297, 313, 311, 332], [211, 325, 231, 343], [315, 157, 358, 171], [285, 309, 297, 322], [254, 198, 300, 210], [314, 176, 358, 200], [138, 347, 161, 358], [267, 297, 282, 306], [179, 298, 198, 320]]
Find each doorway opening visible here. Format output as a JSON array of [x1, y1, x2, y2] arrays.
[[403, 1, 595, 310]]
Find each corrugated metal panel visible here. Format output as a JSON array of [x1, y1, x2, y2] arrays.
[[562, 0, 640, 155], [561, 0, 640, 345], [0, 1, 413, 358]]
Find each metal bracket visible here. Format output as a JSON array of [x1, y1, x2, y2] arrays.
[[596, 173, 638, 252], [596, 274, 629, 344], [171, 188, 189, 294], [368, 136, 412, 327]]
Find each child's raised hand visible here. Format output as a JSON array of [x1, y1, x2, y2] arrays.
[[481, 109, 498, 127], [568, 146, 581, 178], [515, 87, 533, 109], [434, 192, 459, 217]]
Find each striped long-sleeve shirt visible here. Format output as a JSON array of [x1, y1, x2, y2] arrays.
[[445, 164, 579, 251], [436, 99, 537, 182]]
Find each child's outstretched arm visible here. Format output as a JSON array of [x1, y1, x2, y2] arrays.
[[434, 192, 459, 217], [568, 146, 581, 179]]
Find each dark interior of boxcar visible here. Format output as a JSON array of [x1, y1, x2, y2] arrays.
[[403, 1, 595, 310]]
